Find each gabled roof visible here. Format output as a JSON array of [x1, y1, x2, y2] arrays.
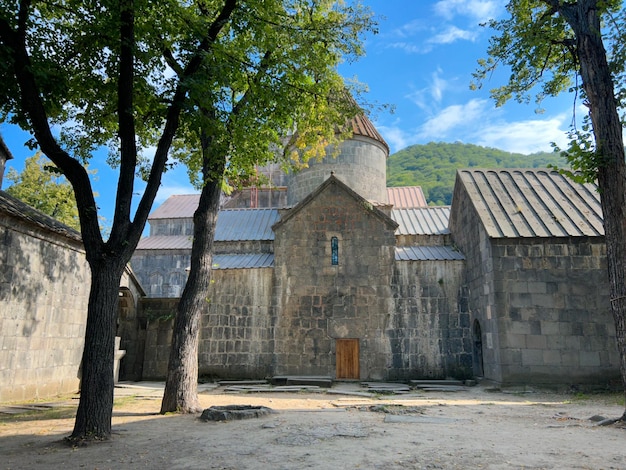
[[456, 169, 603, 238], [215, 209, 279, 241], [0, 190, 81, 242], [387, 186, 427, 208], [391, 207, 450, 235], [149, 194, 200, 219], [212, 253, 273, 269], [0, 135, 14, 161], [137, 208, 279, 249], [272, 174, 398, 231]]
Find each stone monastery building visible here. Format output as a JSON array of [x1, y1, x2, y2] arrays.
[[129, 112, 620, 389]]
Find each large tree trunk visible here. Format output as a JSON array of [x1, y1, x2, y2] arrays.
[[569, 0, 626, 417], [69, 260, 127, 440], [160, 147, 224, 414]]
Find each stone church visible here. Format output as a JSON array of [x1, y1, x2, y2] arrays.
[[130, 113, 621, 389]]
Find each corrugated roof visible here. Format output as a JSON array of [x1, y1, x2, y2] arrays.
[[137, 235, 192, 250], [214, 209, 279, 241], [387, 186, 428, 208], [150, 194, 199, 219], [395, 246, 465, 261], [458, 169, 603, 238], [391, 207, 450, 235], [212, 253, 274, 269], [350, 113, 389, 154], [138, 209, 279, 249]]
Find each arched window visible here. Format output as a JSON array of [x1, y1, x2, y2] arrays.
[[331, 236, 339, 265]]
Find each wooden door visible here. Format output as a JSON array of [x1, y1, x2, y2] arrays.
[[336, 338, 360, 379]]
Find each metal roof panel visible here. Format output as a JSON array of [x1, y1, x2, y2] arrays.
[[212, 253, 274, 269], [387, 186, 428, 208], [391, 207, 451, 235], [457, 169, 603, 238]]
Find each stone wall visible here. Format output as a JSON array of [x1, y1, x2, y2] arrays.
[[450, 178, 620, 388], [141, 298, 179, 379], [449, 179, 503, 383], [0, 211, 90, 402], [274, 178, 398, 380], [198, 268, 274, 379], [131, 249, 191, 297], [492, 238, 619, 388], [141, 268, 275, 380], [287, 137, 388, 205], [390, 259, 472, 380]]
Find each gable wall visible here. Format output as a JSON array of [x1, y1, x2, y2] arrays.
[[273, 182, 397, 379], [449, 179, 504, 383]]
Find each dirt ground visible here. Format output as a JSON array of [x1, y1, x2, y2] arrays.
[[1, 382, 625, 470]]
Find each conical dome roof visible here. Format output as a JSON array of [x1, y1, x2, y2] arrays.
[[349, 112, 389, 155]]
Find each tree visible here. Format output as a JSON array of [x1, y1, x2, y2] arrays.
[[159, 2, 374, 413], [473, 0, 626, 420], [5, 153, 81, 230], [0, 0, 242, 440]]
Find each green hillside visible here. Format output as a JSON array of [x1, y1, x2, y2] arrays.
[[387, 142, 568, 205]]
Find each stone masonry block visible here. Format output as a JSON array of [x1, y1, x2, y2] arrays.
[[521, 349, 544, 366], [540, 321, 560, 335], [525, 335, 547, 349], [579, 351, 601, 367]]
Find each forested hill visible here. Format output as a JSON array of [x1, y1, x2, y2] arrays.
[[387, 142, 568, 205]]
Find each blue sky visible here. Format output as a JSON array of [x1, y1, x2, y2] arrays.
[[1, 0, 578, 225]]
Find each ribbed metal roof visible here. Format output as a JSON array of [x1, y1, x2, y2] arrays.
[[138, 209, 279, 249], [212, 253, 274, 269], [395, 245, 465, 261], [391, 207, 451, 235], [214, 209, 279, 241], [458, 169, 603, 238], [350, 113, 389, 154], [387, 186, 428, 208], [149, 194, 199, 219], [136, 235, 192, 250]]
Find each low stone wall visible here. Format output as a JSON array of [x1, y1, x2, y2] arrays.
[[0, 210, 90, 402]]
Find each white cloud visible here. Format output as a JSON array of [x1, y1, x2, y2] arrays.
[[406, 69, 449, 111], [433, 0, 502, 22], [476, 116, 570, 154], [418, 99, 489, 138], [377, 125, 410, 153], [387, 41, 432, 55], [412, 99, 570, 154], [428, 25, 477, 45]]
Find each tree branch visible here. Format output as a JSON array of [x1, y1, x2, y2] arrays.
[[129, 0, 239, 250]]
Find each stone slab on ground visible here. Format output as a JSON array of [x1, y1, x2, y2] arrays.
[[271, 376, 332, 387], [409, 379, 465, 387], [384, 415, 468, 424], [217, 380, 269, 386]]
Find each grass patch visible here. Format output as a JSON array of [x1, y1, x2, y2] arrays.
[[0, 405, 76, 425]]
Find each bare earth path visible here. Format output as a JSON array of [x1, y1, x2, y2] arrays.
[[1, 382, 625, 470]]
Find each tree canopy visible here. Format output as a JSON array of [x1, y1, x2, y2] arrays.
[[0, 0, 375, 439], [5, 154, 81, 230]]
